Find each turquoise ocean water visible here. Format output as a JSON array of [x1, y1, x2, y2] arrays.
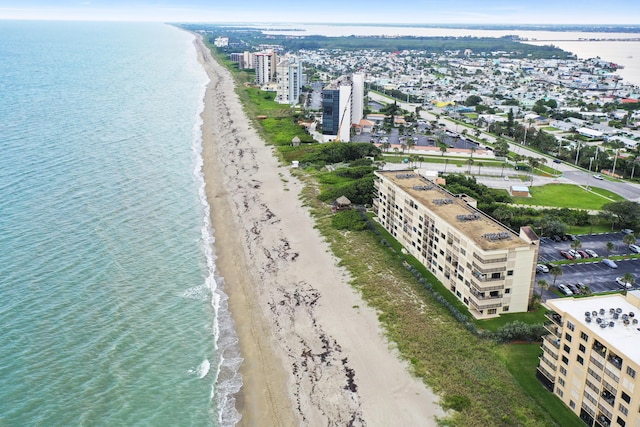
[[0, 21, 241, 426]]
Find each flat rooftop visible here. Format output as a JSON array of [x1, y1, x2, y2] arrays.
[[376, 170, 530, 251], [548, 293, 640, 364]]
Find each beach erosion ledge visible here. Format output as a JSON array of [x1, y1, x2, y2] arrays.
[[194, 35, 445, 426]]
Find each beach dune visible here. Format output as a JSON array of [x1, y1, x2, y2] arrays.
[[195, 35, 444, 426]]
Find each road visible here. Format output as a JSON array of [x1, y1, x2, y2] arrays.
[[368, 92, 640, 201]]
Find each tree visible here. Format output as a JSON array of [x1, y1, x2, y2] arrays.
[[439, 143, 448, 156], [406, 138, 416, 152], [443, 158, 450, 174], [550, 266, 563, 287], [570, 239, 582, 252], [606, 241, 615, 257], [381, 141, 391, 152], [469, 144, 477, 159], [465, 94, 482, 106], [588, 215, 600, 235], [602, 201, 640, 229], [467, 158, 474, 174], [623, 234, 637, 251], [538, 279, 549, 302], [621, 272, 635, 287]]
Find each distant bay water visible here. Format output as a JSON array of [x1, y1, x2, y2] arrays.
[[0, 21, 241, 426]]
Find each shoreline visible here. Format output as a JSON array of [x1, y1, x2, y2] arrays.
[[194, 35, 445, 425]]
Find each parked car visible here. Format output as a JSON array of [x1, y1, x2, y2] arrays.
[[557, 284, 573, 296], [567, 283, 579, 294], [536, 264, 549, 273], [616, 277, 633, 289], [585, 249, 598, 258], [593, 174, 604, 180], [566, 234, 577, 241], [545, 263, 555, 271], [553, 159, 561, 164], [560, 251, 574, 260], [629, 244, 640, 254], [575, 282, 586, 291], [603, 259, 618, 269], [552, 235, 562, 242], [578, 250, 589, 259], [622, 229, 634, 235], [568, 249, 582, 259]]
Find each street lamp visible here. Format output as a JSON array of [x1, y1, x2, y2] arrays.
[[574, 141, 581, 165], [586, 157, 594, 190]]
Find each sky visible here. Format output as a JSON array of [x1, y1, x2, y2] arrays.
[[1, 0, 640, 25]]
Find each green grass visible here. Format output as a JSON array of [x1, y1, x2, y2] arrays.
[[542, 126, 560, 132], [512, 184, 621, 210], [588, 186, 626, 202], [479, 305, 549, 331], [497, 344, 584, 427], [464, 112, 479, 119]]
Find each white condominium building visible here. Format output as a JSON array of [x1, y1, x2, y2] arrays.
[[373, 170, 539, 318], [538, 292, 640, 427]]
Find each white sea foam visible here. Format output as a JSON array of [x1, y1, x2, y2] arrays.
[[189, 45, 243, 425]]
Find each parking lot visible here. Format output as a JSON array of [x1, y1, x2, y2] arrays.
[[535, 231, 640, 299]]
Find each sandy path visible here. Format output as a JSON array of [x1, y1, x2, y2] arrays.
[[195, 35, 445, 426]]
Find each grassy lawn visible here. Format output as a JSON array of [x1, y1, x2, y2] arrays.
[[542, 126, 560, 132], [497, 344, 584, 427], [464, 112, 479, 119], [588, 186, 626, 202], [512, 184, 621, 209]]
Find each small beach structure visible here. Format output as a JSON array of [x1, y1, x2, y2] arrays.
[[331, 196, 352, 213]]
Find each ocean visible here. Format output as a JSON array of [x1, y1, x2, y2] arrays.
[[0, 21, 241, 426]]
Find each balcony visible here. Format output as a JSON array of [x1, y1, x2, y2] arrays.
[[593, 340, 607, 358], [543, 334, 561, 349], [542, 342, 559, 361], [539, 355, 557, 372], [545, 311, 563, 326], [544, 323, 560, 337], [606, 354, 623, 370], [600, 390, 615, 407], [469, 297, 502, 311]]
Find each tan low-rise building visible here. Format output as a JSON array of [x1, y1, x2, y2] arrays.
[[373, 170, 538, 319], [538, 292, 640, 427]]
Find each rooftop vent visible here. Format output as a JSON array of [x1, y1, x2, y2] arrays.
[[396, 173, 416, 179], [483, 232, 512, 241], [433, 198, 453, 205], [456, 213, 481, 222], [412, 185, 434, 191]]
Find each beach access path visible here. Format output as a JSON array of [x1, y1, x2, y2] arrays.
[[195, 35, 445, 426]]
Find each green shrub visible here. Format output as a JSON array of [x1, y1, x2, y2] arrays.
[[331, 209, 368, 231]]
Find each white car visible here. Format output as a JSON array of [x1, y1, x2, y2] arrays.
[[630, 244, 640, 254], [616, 277, 634, 289], [536, 264, 549, 273], [603, 259, 618, 269], [557, 284, 573, 296], [593, 174, 604, 180], [568, 249, 582, 259], [585, 249, 598, 258]]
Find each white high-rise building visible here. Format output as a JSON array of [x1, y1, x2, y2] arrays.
[[276, 57, 303, 105], [351, 72, 365, 125], [255, 49, 277, 85]]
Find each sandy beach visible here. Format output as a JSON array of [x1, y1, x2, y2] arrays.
[[195, 35, 445, 426]]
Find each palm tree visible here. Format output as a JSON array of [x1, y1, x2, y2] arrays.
[[469, 144, 477, 159], [622, 272, 635, 288], [467, 158, 474, 174], [538, 279, 549, 302], [443, 158, 449, 174], [406, 138, 416, 152], [606, 241, 615, 257], [588, 215, 599, 235], [570, 239, 582, 252], [381, 141, 391, 152], [477, 163, 483, 175], [439, 143, 448, 156], [550, 266, 563, 288], [623, 234, 636, 251]]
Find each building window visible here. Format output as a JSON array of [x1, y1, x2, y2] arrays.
[[567, 321, 575, 331], [626, 366, 636, 378], [580, 331, 589, 341], [507, 270, 513, 276], [570, 400, 576, 409], [577, 355, 584, 365], [564, 344, 571, 354], [616, 416, 626, 427], [619, 405, 629, 416], [622, 392, 631, 404], [505, 288, 510, 294], [488, 308, 497, 315], [579, 344, 586, 353], [556, 388, 563, 397], [565, 333, 572, 342], [558, 378, 565, 387], [503, 306, 509, 312], [562, 355, 569, 365], [460, 248, 465, 255], [560, 366, 567, 376]]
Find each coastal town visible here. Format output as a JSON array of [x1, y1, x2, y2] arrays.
[[199, 27, 640, 427]]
